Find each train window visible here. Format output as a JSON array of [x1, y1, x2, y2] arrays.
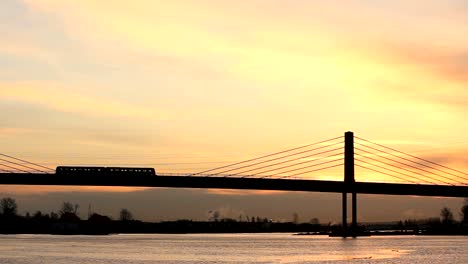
[[56, 167, 155, 175]]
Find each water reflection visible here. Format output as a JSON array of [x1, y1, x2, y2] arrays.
[[0, 234, 465, 263]]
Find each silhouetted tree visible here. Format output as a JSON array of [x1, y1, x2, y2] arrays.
[[88, 213, 112, 223], [461, 199, 468, 223], [60, 212, 81, 222], [59, 202, 79, 217], [310, 218, 320, 225], [213, 211, 220, 222], [0, 197, 18, 216], [119, 208, 133, 221], [440, 207, 454, 225], [33, 211, 42, 219], [208, 210, 220, 222], [50, 212, 59, 220]]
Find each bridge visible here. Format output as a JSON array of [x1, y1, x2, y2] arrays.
[[1, 132, 467, 237]]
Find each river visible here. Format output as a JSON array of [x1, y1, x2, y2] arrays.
[[0, 234, 466, 263]]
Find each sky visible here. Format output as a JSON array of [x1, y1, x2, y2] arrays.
[[0, 0, 467, 222]]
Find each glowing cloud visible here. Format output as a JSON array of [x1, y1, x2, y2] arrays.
[[0, 81, 168, 120]]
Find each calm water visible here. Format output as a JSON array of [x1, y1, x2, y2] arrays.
[[0, 234, 467, 263]]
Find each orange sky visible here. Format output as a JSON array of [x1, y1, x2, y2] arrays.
[[1, 0, 467, 195]]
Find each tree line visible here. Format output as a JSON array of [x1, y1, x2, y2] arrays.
[[2, 197, 467, 224], [1, 197, 467, 235], [0, 197, 134, 222]]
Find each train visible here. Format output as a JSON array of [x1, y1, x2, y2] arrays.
[[56, 166, 156, 176]]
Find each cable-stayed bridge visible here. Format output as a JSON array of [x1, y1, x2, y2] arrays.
[[1, 131, 467, 236]]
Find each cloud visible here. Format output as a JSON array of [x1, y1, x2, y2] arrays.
[[20, 0, 468, 115], [0, 127, 43, 137], [0, 81, 168, 120], [402, 46, 468, 74], [0, 39, 47, 59], [360, 43, 468, 109]]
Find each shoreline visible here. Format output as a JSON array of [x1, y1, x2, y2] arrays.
[[1, 230, 467, 236]]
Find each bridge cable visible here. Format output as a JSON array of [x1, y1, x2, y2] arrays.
[[355, 164, 419, 184], [355, 148, 464, 185], [228, 147, 343, 177], [354, 157, 445, 185], [0, 163, 32, 174], [355, 137, 468, 181], [190, 136, 343, 176], [209, 142, 343, 176], [249, 153, 343, 176], [355, 140, 468, 183], [259, 157, 343, 178], [354, 141, 468, 183], [247, 152, 343, 177], [354, 152, 441, 185], [0, 158, 50, 174], [0, 153, 54, 172], [278, 163, 344, 179]]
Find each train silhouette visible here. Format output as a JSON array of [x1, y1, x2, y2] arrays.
[[56, 166, 156, 176]]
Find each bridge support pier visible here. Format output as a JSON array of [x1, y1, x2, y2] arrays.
[[352, 192, 357, 234], [342, 192, 347, 234], [341, 192, 357, 237], [343, 131, 357, 237]]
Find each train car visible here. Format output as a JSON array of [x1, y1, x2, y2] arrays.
[[106, 167, 155, 176], [56, 166, 104, 174], [56, 166, 156, 176]]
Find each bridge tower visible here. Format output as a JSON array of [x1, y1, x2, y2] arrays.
[[343, 131, 357, 237]]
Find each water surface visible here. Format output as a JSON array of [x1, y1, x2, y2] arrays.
[[0, 234, 466, 263]]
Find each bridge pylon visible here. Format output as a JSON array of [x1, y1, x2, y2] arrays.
[[343, 131, 357, 237]]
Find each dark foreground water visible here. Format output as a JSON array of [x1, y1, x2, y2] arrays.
[[0, 234, 467, 263]]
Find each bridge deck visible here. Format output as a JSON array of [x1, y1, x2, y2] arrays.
[[0, 173, 466, 197]]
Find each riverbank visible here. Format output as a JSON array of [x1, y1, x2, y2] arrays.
[[2, 217, 467, 236]]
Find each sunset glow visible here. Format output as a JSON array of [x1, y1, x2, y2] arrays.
[[1, 0, 467, 195]]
